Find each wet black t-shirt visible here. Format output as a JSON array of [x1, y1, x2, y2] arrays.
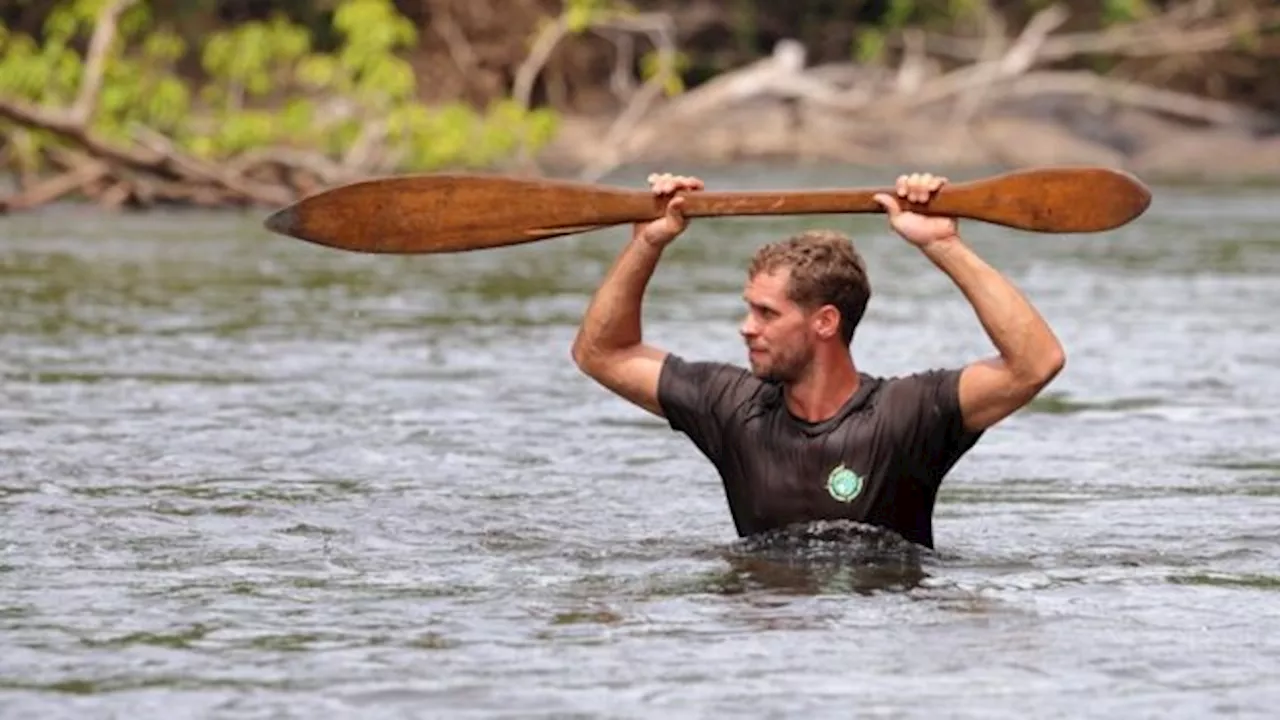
[[656, 353, 984, 549]]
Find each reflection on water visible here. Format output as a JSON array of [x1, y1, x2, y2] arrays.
[[1, 167, 1279, 717]]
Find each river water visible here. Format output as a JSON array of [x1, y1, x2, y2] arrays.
[[1, 164, 1278, 718]]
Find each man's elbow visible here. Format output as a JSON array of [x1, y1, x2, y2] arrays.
[[1040, 343, 1066, 383], [1020, 344, 1066, 394], [570, 337, 595, 374], [571, 335, 610, 379]]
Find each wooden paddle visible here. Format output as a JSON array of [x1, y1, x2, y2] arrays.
[[262, 166, 1152, 255]]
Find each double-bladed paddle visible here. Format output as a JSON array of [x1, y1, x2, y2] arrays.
[[262, 166, 1152, 255]]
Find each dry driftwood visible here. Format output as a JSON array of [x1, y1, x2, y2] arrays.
[[573, 1, 1279, 176]]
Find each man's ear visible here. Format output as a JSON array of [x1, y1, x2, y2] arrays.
[[813, 305, 842, 340]]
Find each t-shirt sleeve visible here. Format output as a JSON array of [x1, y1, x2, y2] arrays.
[[891, 367, 984, 490], [656, 353, 760, 464]]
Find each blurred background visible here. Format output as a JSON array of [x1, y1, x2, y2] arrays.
[[3, 3, 1280, 718], [2, 0, 1279, 211]]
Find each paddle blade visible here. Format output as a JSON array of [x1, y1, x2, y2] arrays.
[[263, 173, 652, 254], [938, 166, 1152, 233]]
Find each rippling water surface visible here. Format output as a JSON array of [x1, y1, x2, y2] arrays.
[[2, 165, 1279, 718]]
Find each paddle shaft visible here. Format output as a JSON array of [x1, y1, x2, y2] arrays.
[[614, 189, 922, 221], [518, 190, 922, 244]]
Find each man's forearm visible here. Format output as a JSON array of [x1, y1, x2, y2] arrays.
[[572, 233, 666, 363], [921, 236, 1064, 381]]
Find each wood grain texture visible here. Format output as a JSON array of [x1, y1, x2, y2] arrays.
[[263, 166, 1153, 255]]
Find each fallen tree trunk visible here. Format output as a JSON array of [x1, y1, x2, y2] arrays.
[[0, 154, 109, 213]]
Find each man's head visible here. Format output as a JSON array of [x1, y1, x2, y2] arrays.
[[739, 230, 871, 383]]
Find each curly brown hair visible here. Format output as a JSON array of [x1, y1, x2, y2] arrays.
[[747, 229, 871, 344]]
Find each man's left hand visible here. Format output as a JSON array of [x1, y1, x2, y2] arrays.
[[874, 173, 959, 248]]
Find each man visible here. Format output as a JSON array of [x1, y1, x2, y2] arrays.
[[570, 171, 1065, 550]]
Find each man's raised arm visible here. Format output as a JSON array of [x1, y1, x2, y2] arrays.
[[571, 173, 705, 417], [875, 173, 1066, 433]]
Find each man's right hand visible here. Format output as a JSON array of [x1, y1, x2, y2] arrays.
[[635, 173, 704, 248]]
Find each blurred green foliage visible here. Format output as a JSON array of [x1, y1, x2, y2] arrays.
[[0, 0, 558, 172]]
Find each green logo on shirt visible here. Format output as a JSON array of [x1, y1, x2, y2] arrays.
[[826, 464, 864, 503]]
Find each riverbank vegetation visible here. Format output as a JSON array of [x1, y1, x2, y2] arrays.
[[1, 0, 1277, 212]]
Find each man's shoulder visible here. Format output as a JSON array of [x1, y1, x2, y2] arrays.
[[863, 367, 965, 415], [870, 366, 963, 392], [661, 353, 754, 383], [656, 353, 775, 439], [659, 353, 772, 405]]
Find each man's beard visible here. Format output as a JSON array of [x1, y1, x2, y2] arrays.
[[749, 343, 812, 384]]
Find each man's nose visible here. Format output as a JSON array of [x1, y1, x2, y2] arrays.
[[739, 315, 757, 337]]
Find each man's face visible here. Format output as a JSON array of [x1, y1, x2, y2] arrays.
[[739, 267, 817, 383]]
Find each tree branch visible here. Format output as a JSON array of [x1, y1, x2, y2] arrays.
[[71, 0, 137, 126], [579, 14, 680, 180], [431, 4, 480, 78], [512, 17, 570, 110]]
